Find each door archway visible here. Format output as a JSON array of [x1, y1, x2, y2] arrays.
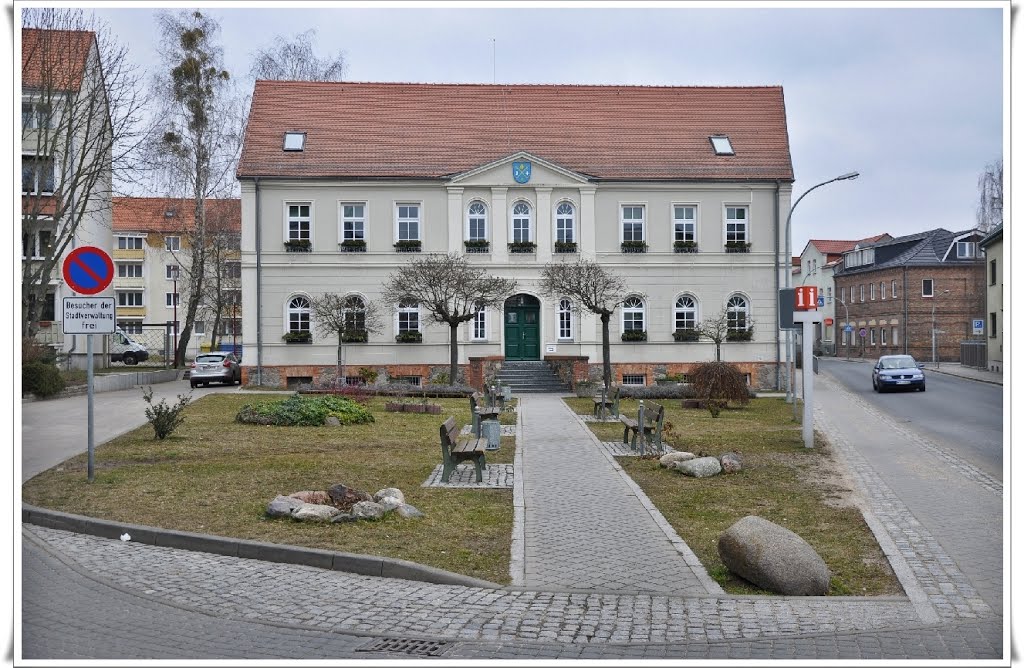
[[504, 294, 540, 360]]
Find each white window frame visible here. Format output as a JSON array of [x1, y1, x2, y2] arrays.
[[286, 295, 311, 333], [467, 201, 488, 241], [870, 283, 876, 300], [619, 204, 646, 243], [826, 286, 832, 304], [880, 327, 887, 346], [117, 291, 143, 307], [726, 294, 750, 331], [621, 295, 646, 332], [340, 202, 366, 242], [285, 202, 312, 243], [870, 328, 877, 346], [165, 264, 180, 280], [117, 262, 143, 278], [892, 326, 899, 346], [557, 298, 573, 341], [881, 282, 887, 300], [956, 241, 977, 258], [510, 200, 533, 244], [840, 287, 846, 304], [860, 284, 865, 302], [194, 321, 206, 335], [674, 294, 698, 331], [22, 96, 54, 130], [118, 320, 143, 335], [724, 205, 749, 245], [472, 305, 487, 341], [892, 279, 898, 298], [673, 204, 697, 243], [164, 236, 181, 252], [165, 292, 180, 308], [395, 202, 422, 242], [21, 153, 55, 195], [23, 229, 53, 259], [554, 201, 576, 244], [117, 236, 144, 250], [922, 279, 934, 297], [396, 299, 421, 333]]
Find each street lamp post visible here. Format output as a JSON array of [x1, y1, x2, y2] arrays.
[[784, 171, 859, 405], [931, 288, 950, 368], [172, 271, 178, 368]]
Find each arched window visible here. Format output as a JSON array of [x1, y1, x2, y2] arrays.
[[511, 201, 532, 243], [287, 296, 310, 333], [472, 303, 487, 341], [727, 295, 749, 331], [674, 295, 697, 331], [622, 296, 645, 332], [397, 299, 420, 333], [558, 298, 573, 340], [467, 201, 487, 241], [342, 295, 366, 331], [555, 202, 575, 244]]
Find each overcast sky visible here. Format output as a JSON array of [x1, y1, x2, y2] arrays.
[[88, 2, 1005, 255]]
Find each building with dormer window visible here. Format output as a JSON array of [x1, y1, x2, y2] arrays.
[[237, 82, 796, 389]]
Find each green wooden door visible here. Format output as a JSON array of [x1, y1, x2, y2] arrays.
[[504, 299, 541, 360]]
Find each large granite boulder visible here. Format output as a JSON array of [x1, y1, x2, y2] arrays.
[[374, 488, 405, 504], [674, 456, 722, 478], [267, 495, 304, 518], [377, 496, 403, 512], [717, 515, 830, 595], [719, 452, 743, 473], [289, 490, 331, 505], [351, 500, 387, 521], [292, 503, 342, 522], [659, 452, 696, 468], [328, 484, 373, 511]]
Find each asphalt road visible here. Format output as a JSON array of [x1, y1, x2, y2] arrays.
[[817, 358, 1003, 479]]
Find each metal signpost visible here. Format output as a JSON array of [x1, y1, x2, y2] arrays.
[[62, 247, 115, 482], [792, 286, 822, 447]]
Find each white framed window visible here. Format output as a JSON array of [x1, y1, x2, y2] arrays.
[[826, 287, 832, 304], [726, 294, 749, 331], [892, 326, 899, 346], [555, 202, 575, 244], [194, 321, 206, 335], [396, 203, 421, 241], [673, 205, 697, 243], [166, 264, 180, 280], [21, 155, 55, 194], [840, 287, 846, 304], [283, 131, 306, 151], [287, 295, 311, 333], [286, 203, 312, 242], [23, 230, 53, 259], [117, 291, 143, 307], [725, 206, 748, 244], [880, 327, 887, 346], [870, 328, 876, 346], [165, 292, 180, 307], [922, 279, 934, 297], [223, 261, 241, 279], [342, 295, 367, 331], [674, 294, 698, 331], [164, 236, 181, 252], [956, 241, 977, 258], [892, 280, 898, 298], [511, 201, 532, 243], [22, 98, 52, 130], [558, 298, 573, 340], [341, 202, 366, 242], [117, 263, 142, 278], [117, 236, 143, 250], [860, 284, 865, 302], [709, 135, 734, 155], [620, 205, 645, 242], [472, 304, 487, 341], [870, 283, 876, 300], [881, 282, 887, 300], [117, 320, 143, 335], [397, 299, 420, 332], [622, 296, 645, 332], [622, 374, 646, 385], [467, 201, 488, 241]]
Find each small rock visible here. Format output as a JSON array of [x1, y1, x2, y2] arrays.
[[717, 515, 830, 595], [289, 490, 331, 505], [374, 488, 405, 504], [720, 452, 743, 473], [292, 503, 342, 522], [325, 416, 341, 426], [267, 495, 305, 517], [330, 513, 357, 523], [674, 456, 722, 478], [328, 484, 373, 511], [377, 497, 403, 512], [351, 500, 387, 521], [396, 504, 425, 519], [659, 452, 696, 468]]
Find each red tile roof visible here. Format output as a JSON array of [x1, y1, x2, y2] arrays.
[[113, 197, 241, 234], [808, 234, 890, 255], [21, 28, 94, 92], [239, 82, 794, 181]]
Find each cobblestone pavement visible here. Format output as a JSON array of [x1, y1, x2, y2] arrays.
[[421, 462, 514, 488]]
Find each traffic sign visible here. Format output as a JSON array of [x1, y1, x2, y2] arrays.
[[859, 328, 868, 338], [843, 324, 853, 333], [63, 297, 116, 334], [62, 246, 114, 295], [973, 319, 984, 335], [816, 296, 825, 307]]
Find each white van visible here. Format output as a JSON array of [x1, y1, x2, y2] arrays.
[[111, 327, 150, 365]]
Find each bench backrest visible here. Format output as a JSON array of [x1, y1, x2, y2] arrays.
[[470, 393, 482, 411], [440, 416, 459, 459], [643, 403, 664, 426]]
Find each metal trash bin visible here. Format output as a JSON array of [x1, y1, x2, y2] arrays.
[[481, 419, 501, 451]]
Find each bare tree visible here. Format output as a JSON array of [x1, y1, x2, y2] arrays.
[[976, 158, 1003, 233], [540, 259, 631, 388], [383, 254, 517, 384], [310, 294, 385, 384], [21, 9, 147, 337], [250, 29, 347, 81], [696, 306, 755, 362], [147, 10, 243, 366], [193, 200, 240, 350]]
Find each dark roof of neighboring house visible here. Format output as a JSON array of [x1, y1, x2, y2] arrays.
[[22, 28, 95, 92], [978, 224, 1003, 249], [238, 82, 795, 181], [834, 228, 983, 277], [113, 197, 241, 234]]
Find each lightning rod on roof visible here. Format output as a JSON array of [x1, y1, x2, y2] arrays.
[[492, 38, 496, 84]]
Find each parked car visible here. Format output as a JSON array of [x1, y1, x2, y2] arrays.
[[189, 352, 241, 388], [872, 355, 926, 393]]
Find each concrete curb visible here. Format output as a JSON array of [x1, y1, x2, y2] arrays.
[[22, 504, 502, 591]]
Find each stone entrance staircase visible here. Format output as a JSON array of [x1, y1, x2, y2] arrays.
[[494, 361, 570, 394]]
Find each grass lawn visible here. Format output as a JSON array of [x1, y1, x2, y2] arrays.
[[22, 394, 515, 584], [563, 396, 902, 597]]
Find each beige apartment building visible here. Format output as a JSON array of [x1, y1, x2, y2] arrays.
[[979, 225, 1003, 373]]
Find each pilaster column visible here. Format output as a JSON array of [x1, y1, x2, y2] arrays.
[[491, 187, 508, 263], [580, 188, 597, 257], [535, 187, 552, 262], [446, 187, 464, 254]]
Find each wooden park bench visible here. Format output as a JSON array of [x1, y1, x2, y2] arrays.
[[592, 384, 621, 419], [439, 416, 487, 483], [619, 402, 665, 454], [470, 392, 502, 436]]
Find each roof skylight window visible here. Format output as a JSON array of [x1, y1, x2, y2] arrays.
[[283, 132, 306, 151], [709, 135, 734, 156]]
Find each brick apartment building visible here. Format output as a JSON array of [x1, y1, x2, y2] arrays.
[[833, 228, 986, 363]]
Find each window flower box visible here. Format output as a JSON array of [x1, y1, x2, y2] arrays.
[[508, 241, 536, 254], [554, 241, 578, 254], [341, 329, 368, 343], [284, 239, 312, 253], [282, 330, 312, 343], [339, 239, 366, 253], [395, 330, 422, 343], [464, 239, 490, 253], [621, 241, 648, 253], [725, 242, 752, 253], [672, 328, 700, 342], [726, 329, 754, 342], [620, 330, 647, 342], [673, 241, 698, 253], [394, 240, 422, 253]]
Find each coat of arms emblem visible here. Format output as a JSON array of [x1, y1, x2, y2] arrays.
[[512, 161, 531, 184]]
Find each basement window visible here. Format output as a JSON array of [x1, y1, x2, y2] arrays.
[[622, 374, 646, 386], [709, 135, 734, 156], [283, 132, 306, 151]]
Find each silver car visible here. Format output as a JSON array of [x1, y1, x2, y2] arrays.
[[872, 354, 926, 393], [190, 352, 242, 388]]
